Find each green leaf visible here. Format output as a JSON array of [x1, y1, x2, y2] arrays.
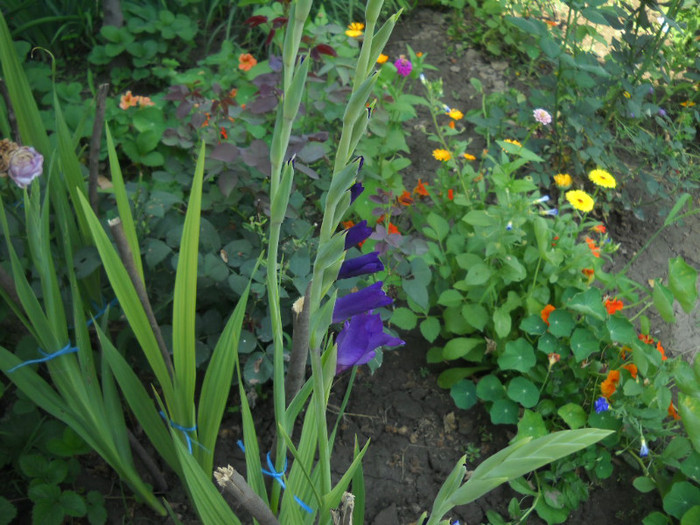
[[420, 317, 441, 343], [507, 377, 539, 408], [461, 303, 489, 331], [547, 309, 575, 338], [516, 410, 548, 440], [402, 278, 429, 312], [443, 338, 484, 361], [669, 257, 698, 313], [570, 328, 599, 362], [681, 506, 700, 525], [59, 491, 87, 517], [558, 403, 587, 429], [643, 511, 671, 525], [426, 212, 450, 242], [606, 315, 638, 345], [567, 288, 606, 321], [520, 315, 547, 336], [653, 281, 677, 323], [477, 375, 505, 402], [665, 193, 692, 227], [490, 399, 520, 425], [0, 496, 17, 525], [498, 338, 536, 372], [663, 482, 700, 519], [450, 379, 478, 410], [462, 210, 498, 227], [438, 289, 464, 308], [391, 307, 417, 330], [633, 476, 657, 493], [680, 393, 700, 453], [493, 307, 512, 339], [464, 263, 493, 286], [681, 451, 700, 483]]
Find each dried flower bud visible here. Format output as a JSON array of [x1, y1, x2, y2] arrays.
[[0, 139, 19, 177]]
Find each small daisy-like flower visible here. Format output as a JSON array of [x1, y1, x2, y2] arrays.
[[541, 304, 555, 326], [416, 51, 423, 57], [566, 190, 594, 212], [433, 149, 452, 161], [589, 168, 617, 189], [377, 53, 389, 64], [503, 138, 522, 148], [533, 108, 552, 125], [623, 91, 631, 98], [345, 22, 364, 38], [604, 297, 624, 315], [553, 173, 572, 188], [658, 108, 667, 117], [394, 56, 412, 77], [463, 153, 476, 161], [447, 108, 464, 120], [640, 439, 649, 457], [595, 397, 610, 413]]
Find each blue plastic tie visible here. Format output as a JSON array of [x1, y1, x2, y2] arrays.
[[159, 411, 204, 454], [86, 297, 119, 327], [8, 342, 78, 372]]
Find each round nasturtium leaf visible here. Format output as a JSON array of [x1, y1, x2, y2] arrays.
[[558, 403, 587, 429], [476, 374, 505, 402], [516, 409, 547, 440], [570, 328, 599, 362], [663, 481, 700, 519], [498, 338, 536, 372], [547, 309, 575, 338], [490, 399, 520, 425], [450, 379, 478, 410], [507, 377, 540, 408]]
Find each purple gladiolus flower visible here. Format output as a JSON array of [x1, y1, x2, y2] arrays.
[[335, 312, 405, 373], [333, 281, 392, 323], [350, 181, 364, 203], [394, 57, 412, 77], [338, 251, 384, 279], [344, 220, 372, 249], [8, 146, 43, 189], [594, 397, 609, 413]]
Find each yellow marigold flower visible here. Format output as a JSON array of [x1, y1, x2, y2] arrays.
[[588, 168, 616, 189], [377, 53, 389, 64], [463, 153, 476, 161], [553, 173, 572, 188], [503, 138, 522, 147], [680, 100, 696, 107], [433, 149, 452, 162], [447, 108, 463, 120], [566, 190, 594, 212], [623, 91, 631, 98], [345, 22, 364, 38]]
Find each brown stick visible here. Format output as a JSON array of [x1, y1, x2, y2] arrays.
[[89, 84, 110, 214], [214, 465, 280, 525], [108, 218, 174, 379], [0, 78, 20, 144], [127, 430, 168, 493], [285, 282, 311, 404]]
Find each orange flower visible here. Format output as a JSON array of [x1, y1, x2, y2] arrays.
[[657, 341, 667, 361], [607, 370, 620, 383], [601, 379, 616, 399], [413, 179, 429, 196], [387, 222, 400, 235], [548, 353, 560, 366], [605, 297, 624, 315], [377, 54, 389, 64], [638, 333, 654, 345], [592, 224, 606, 234], [585, 236, 601, 258], [668, 402, 681, 420], [342, 220, 355, 229], [544, 19, 558, 27], [620, 346, 631, 360], [622, 363, 638, 378], [541, 304, 556, 326], [582, 268, 595, 283], [397, 190, 414, 206], [416, 51, 423, 57], [238, 53, 258, 72], [447, 189, 454, 201], [220, 127, 228, 140], [463, 153, 476, 161], [448, 120, 455, 129], [119, 90, 137, 110], [376, 214, 385, 225], [201, 112, 211, 128], [229, 88, 238, 98]]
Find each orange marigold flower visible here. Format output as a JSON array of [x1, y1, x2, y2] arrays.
[[541, 304, 556, 326], [447, 108, 463, 120], [433, 149, 452, 161], [657, 341, 667, 361], [135, 95, 154, 107], [601, 379, 616, 399], [668, 402, 681, 420], [377, 53, 389, 64], [397, 190, 414, 206], [622, 363, 638, 379], [238, 53, 258, 72], [592, 224, 607, 234], [463, 153, 476, 161], [413, 179, 429, 196], [387, 222, 400, 235], [605, 297, 624, 315], [447, 189, 454, 201]]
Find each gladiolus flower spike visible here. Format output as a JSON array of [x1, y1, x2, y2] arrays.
[[333, 282, 392, 323], [336, 313, 404, 373]]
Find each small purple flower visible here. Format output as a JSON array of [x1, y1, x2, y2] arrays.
[[648, 86, 654, 95], [394, 56, 412, 77], [335, 312, 404, 373], [344, 220, 372, 249], [630, 112, 635, 118], [337, 251, 384, 279], [333, 281, 392, 323], [506, 221, 513, 231], [350, 181, 364, 203], [533, 108, 552, 126], [658, 108, 667, 117], [640, 438, 649, 457], [594, 397, 609, 413], [8, 146, 43, 189]]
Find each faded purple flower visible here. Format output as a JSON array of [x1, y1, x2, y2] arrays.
[[350, 181, 364, 203], [533, 108, 552, 126], [8, 146, 43, 189], [394, 56, 412, 77], [658, 108, 667, 117], [338, 251, 383, 279], [333, 281, 392, 323], [344, 220, 372, 249], [336, 312, 404, 373], [594, 397, 609, 413]]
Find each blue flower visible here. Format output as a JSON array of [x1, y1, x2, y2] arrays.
[[533, 195, 550, 204], [594, 397, 609, 413], [333, 281, 392, 323], [540, 208, 559, 216], [344, 220, 372, 249], [640, 438, 649, 457], [350, 181, 364, 203], [336, 312, 404, 373], [338, 251, 384, 279], [506, 221, 513, 231]]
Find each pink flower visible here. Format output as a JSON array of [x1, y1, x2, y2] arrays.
[[394, 56, 412, 77], [533, 108, 552, 126]]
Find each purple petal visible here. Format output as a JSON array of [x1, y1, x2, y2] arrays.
[[333, 282, 392, 323], [337, 251, 384, 279], [336, 312, 405, 373], [344, 220, 372, 250]]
